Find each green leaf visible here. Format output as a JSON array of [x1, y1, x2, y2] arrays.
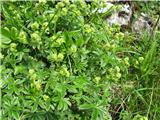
[[64, 32, 73, 47], [79, 104, 96, 110], [11, 27, 18, 40], [12, 111, 19, 120], [58, 99, 63, 110], [92, 109, 99, 120], [32, 103, 38, 112], [1, 27, 11, 38], [0, 34, 11, 44]]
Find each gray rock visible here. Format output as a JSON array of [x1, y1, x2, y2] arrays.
[[107, 4, 132, 27], [132, 13, 153, 36]]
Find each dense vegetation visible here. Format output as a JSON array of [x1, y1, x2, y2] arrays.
[[1, 1, 160, 120]]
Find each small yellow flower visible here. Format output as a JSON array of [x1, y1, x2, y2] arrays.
[[60, 67, 70, 77], [19, 31, 28, 44], [84, 24, 94, 33], [29, 69, 35, 75], [42, 22, 48, 29], [116, 73, 121, 79], [31, 32, 41, 42], [56, 37, 65, 45], [52, 53, 58, 61], [70, 44, 77, 53], [48, 53, 57, 62], [138, 57, 144, 62], [69, 4, 76, 10], [31, 22, 39, 30], [115, 66, 120, 72], [94, 76, 101, 84], [39, 0, 46, 4], [35, 82, 41, 90], [124, 57, 130, 66], [57, 53, 64, 62], [43, 95, 49, 101]]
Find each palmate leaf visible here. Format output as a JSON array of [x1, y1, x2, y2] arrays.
[[0, 33, 11, 44], [0, 27, 12, 44]]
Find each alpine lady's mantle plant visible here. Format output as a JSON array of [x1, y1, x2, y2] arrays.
[[1, 0, 152, 120]]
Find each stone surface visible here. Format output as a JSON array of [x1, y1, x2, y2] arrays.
[[132, 13, 153, 36]]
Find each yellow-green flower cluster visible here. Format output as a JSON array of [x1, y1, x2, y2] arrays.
[[108, 66, 121, 81], [47, 52, 64, 62], [124, 57, 130, 66], [10, 43, 17, 52], [31, 22, 39, 30], [70, 44, 77, 53], [84, 24, 95, 33], [31, 32, 41, 43], [43, 94, 49, 101], [29, 69, 36, 81], [94, 76, 101, 84], [51, 36, 65, 47], [19, 31, 28, 44], [60, 67, 70, 77], [115, 32, 124, 41]]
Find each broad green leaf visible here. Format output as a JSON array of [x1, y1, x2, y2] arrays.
[[1, 27, 11, 38], [0, 34, 11, 44]]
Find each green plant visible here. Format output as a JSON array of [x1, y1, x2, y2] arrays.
[[1, 1, 160, 120], [0, 1, 129, 119]]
